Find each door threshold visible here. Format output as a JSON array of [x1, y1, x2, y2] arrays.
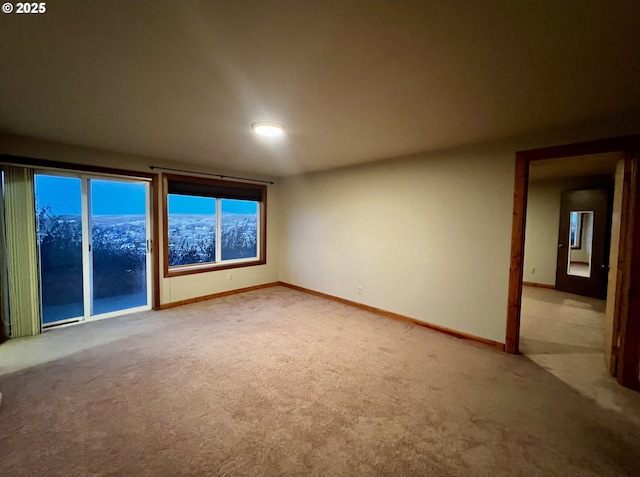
[[42, 305, 152, 332]]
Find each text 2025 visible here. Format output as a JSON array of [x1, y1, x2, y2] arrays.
[[16, 2, 46, 14]]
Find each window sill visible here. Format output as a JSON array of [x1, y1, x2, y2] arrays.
[[164, 258, 266, 278]]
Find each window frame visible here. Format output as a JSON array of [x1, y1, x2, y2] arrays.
[[162, 174, 266, 278]]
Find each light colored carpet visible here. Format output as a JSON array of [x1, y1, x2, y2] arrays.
[[1, 286, 639, 476], [519, 286, 640, 421]]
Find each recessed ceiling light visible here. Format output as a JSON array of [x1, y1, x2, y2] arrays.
[[252, 122, 285, 137]]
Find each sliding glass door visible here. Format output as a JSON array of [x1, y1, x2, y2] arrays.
[[35, 173, 151, 326]]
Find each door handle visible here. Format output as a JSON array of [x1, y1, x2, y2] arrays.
[[558, 243, 565, 248]]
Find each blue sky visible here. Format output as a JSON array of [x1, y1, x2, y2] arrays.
[[35, 175, 256, 215], [35, 176, 146, 215], [35, 175, 82, 215], [169, 195, 257, 214]]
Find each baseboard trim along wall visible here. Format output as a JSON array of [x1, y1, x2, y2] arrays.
[[278, 282, 505, 352], [522, 281, 556, 290], [158, 282, 280, 310], [158, 281, 505, 351]]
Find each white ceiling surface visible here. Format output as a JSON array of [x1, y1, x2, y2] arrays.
[[0, 1, 639, 177]]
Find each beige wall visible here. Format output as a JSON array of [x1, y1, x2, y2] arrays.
[[279, 143, 516, 343], [523, 176, 611, 286], [0, 133, 281, 306]]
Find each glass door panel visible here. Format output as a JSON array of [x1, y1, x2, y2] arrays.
[[35, 174, 84, 324], [221, 199, 258, 260], [90, 179, 149, 315]]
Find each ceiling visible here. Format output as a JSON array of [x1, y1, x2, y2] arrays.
[[529, 152, 623, 182], [1, 1, 639, 176]]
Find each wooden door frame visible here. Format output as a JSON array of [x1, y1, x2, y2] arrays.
[[505, 134, 640, 390]]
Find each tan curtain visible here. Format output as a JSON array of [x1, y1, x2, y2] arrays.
[[3, 166, 40, 338], [0, 171, 9, 342]]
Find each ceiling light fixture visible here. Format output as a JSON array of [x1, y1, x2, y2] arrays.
[[252, 122, 285, 137]]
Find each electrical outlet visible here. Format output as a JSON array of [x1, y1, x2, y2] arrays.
[[227, 273, 232, 280], [357, 286, 363, 295]]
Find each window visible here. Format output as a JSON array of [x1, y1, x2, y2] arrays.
[[163, 174, 266, 276]]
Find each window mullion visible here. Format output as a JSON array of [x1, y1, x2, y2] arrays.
[[82, 178, 92, 319]]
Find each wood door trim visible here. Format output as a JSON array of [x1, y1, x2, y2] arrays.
[[505, 135, 640, 391], [505, 153, 528, 354], [512, 136, 640, 161], [616, 152, 640, 389], [607, 153, 632, 374]]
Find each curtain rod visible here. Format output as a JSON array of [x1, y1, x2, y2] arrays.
[[149, 166, 274, 185]]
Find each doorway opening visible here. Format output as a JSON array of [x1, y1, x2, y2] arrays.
[[518, 155, 619, 397], [506, 135, 640, 391]]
